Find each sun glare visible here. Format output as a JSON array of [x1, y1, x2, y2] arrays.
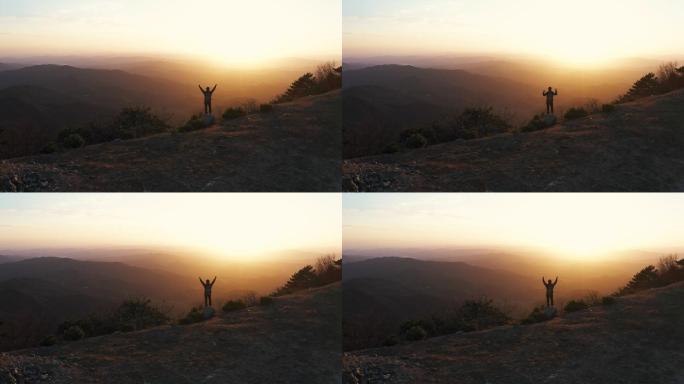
[[0, 194, 342, 262], [0, 0, 341, 67]]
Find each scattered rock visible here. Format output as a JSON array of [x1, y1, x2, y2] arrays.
[[203, 306, 215, 319], [544, 306, 558, 319]]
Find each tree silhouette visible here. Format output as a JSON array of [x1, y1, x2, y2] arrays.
[[617, 73, 660, 103], [273, 265, 318, 296], [273, 73, 317, 103], [616, 265, 660, 295]]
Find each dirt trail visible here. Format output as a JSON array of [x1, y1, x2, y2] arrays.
[[0, 91, 341, 192], [344, 282, 684, 384], [344, 89, 684, 192], [0, 283, 341, 384]]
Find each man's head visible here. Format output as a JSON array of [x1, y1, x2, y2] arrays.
[[205, 86, 210, 92], [548, 279, 553, 284], [548, 86, 553, 91], [206, 279, 210, 284]]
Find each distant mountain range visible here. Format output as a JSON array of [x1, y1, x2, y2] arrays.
[[343, 65, 539, 158], [343, 257, 539, 350], [0, 65, 194, 115], [0, 65, 197, 159], [0, 257, 196, 351]]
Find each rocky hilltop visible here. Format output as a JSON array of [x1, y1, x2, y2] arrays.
[[1, 283, 341, 384], [344, 282, 684, 383]]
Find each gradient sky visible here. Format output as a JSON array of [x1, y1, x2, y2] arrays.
[[0, 0, 341, 66], [0, 194, 341, 260], [344, 0, 684, 66], [344, 194, 684, 259]]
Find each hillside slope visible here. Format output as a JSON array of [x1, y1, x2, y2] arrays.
[[0, 283, 341, 384], [343, 89, 684, 192], [344, 282, 684, 384], [0, 91, 341, 191]]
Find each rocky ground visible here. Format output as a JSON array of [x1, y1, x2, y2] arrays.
[[0, 283, 341, 384], [343, 89, 684, 192], [343, 282, 684, 384], [0, 91, 341, 192]]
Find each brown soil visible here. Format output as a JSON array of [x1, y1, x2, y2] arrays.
[[344, 282, 684, 384], [0, 91, 341, 192], [343, 90, 684, 192], [0, 283, 341, 384]]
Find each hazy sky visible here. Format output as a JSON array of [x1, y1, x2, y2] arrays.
[[344, 194, 684, 260], [0, 194, 341, 260], [0, 0, 341, 66], [344, 0, 684, 66]]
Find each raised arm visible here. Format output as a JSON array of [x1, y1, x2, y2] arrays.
[[211, 84, 217, 93], [553, 276, 559, 285], [554, 89, 558, 95], [211, 276, 217, 285], [198, 85, 204, 93], [543, 90, 547, 96], [198, 277, 205, 286], [542, 276, 546, 286]]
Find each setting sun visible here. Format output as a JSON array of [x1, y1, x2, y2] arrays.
[[0, 194, 342, 261], [0, 0, 341, 67], [344, 0, 684, 68], [343, 194, 684, 260]]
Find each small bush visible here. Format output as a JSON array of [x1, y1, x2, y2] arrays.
[[521, 305, 551, 324], [404, 325, 428, 341], [382, 143, 401, 154], [583, 291, 601, 306], [179, 306, 205, 325], [241, 99, 259, 114], [259, 296, 274, 306], [602, 296, 616, 306], [259, 104, 274, 113], [40, 142, 58, 154], [241, 292, 258, 307], [112, 107, 170, 139], [222, 300, 247, 312], [601, 104, 616, 113], [405, 133, 428, 149], [110, 298, 169, 332], [382, 335, 399, 346], [223, 107, 247, 120], [564, 299, 589, 313], [451, 107, 512, 139], [179, 114, 211, 132], [521, 114, 556, 132], [63, 133, 85, 149], [564, 107, 589, 120], [40, 335, 57, 346], [63, 325, 85, 341]]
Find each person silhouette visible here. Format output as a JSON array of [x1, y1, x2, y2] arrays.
[[543, 87, 558, 114], [199, 276, 217, 307], [542, 276, 558, 307], [198, 84, 217, 114]]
